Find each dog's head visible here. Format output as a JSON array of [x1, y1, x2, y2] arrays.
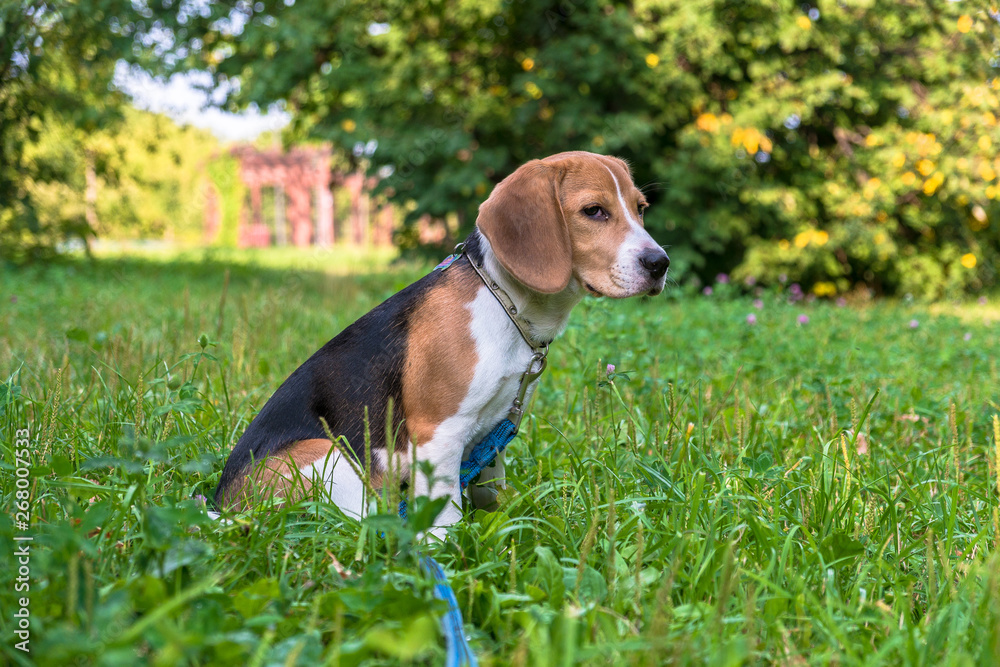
[[477, 151, 669, 297]]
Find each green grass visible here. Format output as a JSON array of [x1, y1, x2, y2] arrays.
[[88, 243, 403, 276], [2, 254, 1000, 666]]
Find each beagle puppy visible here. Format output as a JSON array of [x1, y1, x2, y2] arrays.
[[214, 151, 669, 534]]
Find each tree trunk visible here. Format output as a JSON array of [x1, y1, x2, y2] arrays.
[[84, 150, 98, 234]]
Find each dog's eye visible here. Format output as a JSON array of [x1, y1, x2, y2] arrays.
[[638, 204, 648, 218], [583, 205, 608, 221]]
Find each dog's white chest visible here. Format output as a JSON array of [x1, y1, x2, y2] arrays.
[[435, 286, 540, 455]]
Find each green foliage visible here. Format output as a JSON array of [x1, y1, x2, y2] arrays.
[[3, 255, 1000, 663], [0, 1, 132, 261], [23, 108, 219, 243], [96, 109, 218, 242], [188, 0, 661, 232], [167, 0, 999, 297], [652, 2, 1000, 299], [205, 153, 246, 248], [0, 2, 225, 260]]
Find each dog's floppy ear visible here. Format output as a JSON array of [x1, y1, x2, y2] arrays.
[[476, 160, 572, 293]]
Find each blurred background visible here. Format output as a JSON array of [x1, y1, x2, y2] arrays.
[[2, 0, 998, 299]]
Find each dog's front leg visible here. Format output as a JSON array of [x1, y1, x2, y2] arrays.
[[412, 439, 465, 539]]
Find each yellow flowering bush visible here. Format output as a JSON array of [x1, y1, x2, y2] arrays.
[[650, 2, 999, 298]]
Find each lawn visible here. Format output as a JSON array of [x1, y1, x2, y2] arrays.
[[2, 251, 1000, 666]]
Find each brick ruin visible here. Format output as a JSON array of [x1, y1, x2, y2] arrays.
[[204, 145, 396, 247]]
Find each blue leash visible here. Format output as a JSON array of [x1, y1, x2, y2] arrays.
[[421, 555, 479, 667]]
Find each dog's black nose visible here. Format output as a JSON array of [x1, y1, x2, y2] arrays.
[[639, 248, 669, 280]]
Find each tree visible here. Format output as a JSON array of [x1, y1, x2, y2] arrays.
[[1, 1, 131, 260], [640, 1, 1000, 297], [166, 0, 658, 247], [24, 107, 219, 243], [0, 1, 223, 260]]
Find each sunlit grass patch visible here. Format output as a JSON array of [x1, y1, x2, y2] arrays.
[[91, 242, 407, 276]]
